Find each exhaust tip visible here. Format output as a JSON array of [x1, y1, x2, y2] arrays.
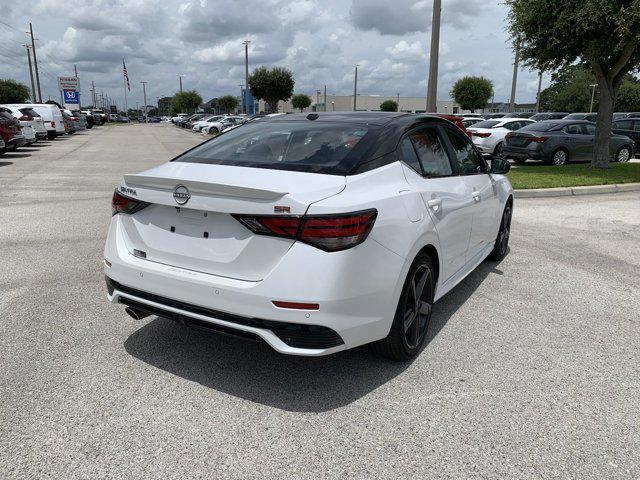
[[125, 306, 150, 320]]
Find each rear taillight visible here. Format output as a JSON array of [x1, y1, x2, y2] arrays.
[[473, 132, 492, 138], [529, 136, 549, 143], [71, 117, 78, 121], [51, 121, 55, 128], [233, 209, 377, 252], [19, 115, 30, 121], [111, 190, 150, 216]]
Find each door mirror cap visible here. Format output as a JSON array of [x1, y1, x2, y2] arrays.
[[488, 155, 511, 174]]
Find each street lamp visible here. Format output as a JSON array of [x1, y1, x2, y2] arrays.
[[353, 64, 359, 111], [589, 84, 598, 113]]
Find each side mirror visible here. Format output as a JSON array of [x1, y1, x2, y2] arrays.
[[491, 156, 511, 174]]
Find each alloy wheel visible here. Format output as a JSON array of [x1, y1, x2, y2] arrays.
[[553, 150, 567, 165], [497, 204, 512, 258], [403, 264, 433, 349], [617, 147, 631, 163]]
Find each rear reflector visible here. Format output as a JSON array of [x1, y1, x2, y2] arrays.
[[111, 189, 150, 216], [272, 301, 320, 310], [233, 209, 377, 252]]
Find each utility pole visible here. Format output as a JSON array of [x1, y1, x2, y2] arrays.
[[22, 45, 36, 103], [177, 74, 184, 93], [323, 85, 327, 112], [140, 81, 148, 123], [426, 0, 441, 112], [239, 84, 244, 113], [91, 81, 96, 108], [243, 40, 250, 115], [397, 92, 400, 111], [316, 90, 321, 111], [589, 84, 598, 113], [74, 64, 81, 108], [353, 65, 359, 111], [535, 71, 543, 112], [509, 38, 521, 113], [28, 23, 42, 103]]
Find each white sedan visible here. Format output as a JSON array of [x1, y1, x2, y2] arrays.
[[201, 116, 245, 134], [467, 118, 536, 155], [105, 112, 513, 360], [191, 115, 226, 132]]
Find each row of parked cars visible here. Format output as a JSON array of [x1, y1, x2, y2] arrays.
[[171, 112, 281, 135], [445, 111, 639, 165], [0, 103, 108, 155]]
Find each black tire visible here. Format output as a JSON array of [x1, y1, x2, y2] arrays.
[[489, 201, 513, 261], [372, 252, 435, 361], [615, 146, 632, 163], [493, 142, 504, 156], [550, 148, 568, 166], [209, 127, 219, 135]]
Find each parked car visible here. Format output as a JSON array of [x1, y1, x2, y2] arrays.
[[611, 118, 640, 154], [529, 112, 569, 122], [612, 112, 628, 120], [90, 109, 108, 125], [193, 115, 226, 133], [503, 120, 634, 165], [61, 110, 79, 134], [81, 110, 100, 128], [1, 105, 47, 141], [171, 113, 188, 124], [502, 112, 535, 118], [201, 116, 246, 134], [64, 109, 87, 131], [184, 114, 209, 129], [621, 112, 640, 118], [0, 136, 4, 155], [0, 107, 26, 150], [105, 112, 514, 360], [467, 118, 536, 155], [461, 117, 485, 128], [481, 113, 507, 119], [434, 114, 473, 139], [6, 103, 65, 139], [563, 113, 591, 120]]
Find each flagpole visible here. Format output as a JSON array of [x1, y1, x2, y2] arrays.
[[123, 59, 128, 114]]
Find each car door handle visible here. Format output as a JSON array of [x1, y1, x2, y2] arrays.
[[427, 198, 442, 212], [472, 190, 481, 202]]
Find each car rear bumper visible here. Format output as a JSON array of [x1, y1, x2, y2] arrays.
[[104, 214, 404, 356], [7, 136, 26, 148], [502, 145, 548, 160]]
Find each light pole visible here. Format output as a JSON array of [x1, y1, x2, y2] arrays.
[[140, 81, 148, 123], [177, 75, 184, 93], [509, 37, 521, 113], [589, 84, 598, 113], [316, 90, 321, 112], [353, 64, 359, 111], [331, 101, 335, 111], [239, 84, 244, 114], [28, 23, 42, 103], [243, 40, 250, 115], [396, 92, 400, 112], [426, 0, 441, 112]]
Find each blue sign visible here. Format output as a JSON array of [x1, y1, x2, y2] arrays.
[[63, 90, 79, 104]]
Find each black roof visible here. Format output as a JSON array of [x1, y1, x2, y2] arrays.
[[268, 111, 441, 126]]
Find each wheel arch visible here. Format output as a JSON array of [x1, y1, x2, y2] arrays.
[[417, 244, 440, 287]]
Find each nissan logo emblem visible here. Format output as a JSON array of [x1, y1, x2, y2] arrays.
[[173, 185, 191, 205]]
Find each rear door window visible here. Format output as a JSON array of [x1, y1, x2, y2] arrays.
[[407, 127, 453, 177], [443, 127, 486, 175], [615, 120, 632, 130], [583, 123, 596, 135], [563, 124, 583, 135]]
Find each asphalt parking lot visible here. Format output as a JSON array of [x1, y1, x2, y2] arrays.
[[1, 124, 638, 479]]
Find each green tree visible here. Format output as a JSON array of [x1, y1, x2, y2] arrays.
[[539, 65, 597, 112], [379, 100, 398, 112], [248, 66, 294, 113], [0, 79, 30, 103], [506, 0, 640, 168], [291, 94, 312, 112], [217, 95, 239, 113], [450, 76, 493, 113], [170, 90, 202, 114], [616, 80, 640, 111]]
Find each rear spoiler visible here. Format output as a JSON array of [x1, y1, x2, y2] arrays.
[[123, 174, 288, 200]]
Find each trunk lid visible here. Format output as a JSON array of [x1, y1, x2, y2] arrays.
[[506, 132, 535, 147], [119, 162, 346, 281]]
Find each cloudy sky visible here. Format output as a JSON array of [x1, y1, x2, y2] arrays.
[[1, 0, 547, 109]]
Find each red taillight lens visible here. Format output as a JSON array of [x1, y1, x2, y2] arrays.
[[233, 209, 377, 252], [71, 116, 78, 121], [111, 190, 149, 216], [473, 131, 492, 138], [51, 121, 55, 128], [529, 136, 549, 143], [19, 115, 30, 121]]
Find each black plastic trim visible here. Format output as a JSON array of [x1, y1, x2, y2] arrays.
[[106, 276, 344, 349]]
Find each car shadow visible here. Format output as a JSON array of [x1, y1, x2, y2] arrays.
[[0, 161, 13, 167], [2, 153, 31, 159], [124, 259, 503, 412]]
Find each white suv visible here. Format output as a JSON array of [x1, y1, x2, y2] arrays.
[[105, 113, 513, 360]]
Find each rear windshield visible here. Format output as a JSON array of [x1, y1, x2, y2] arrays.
[[20, 108, 40, 117], [470, 120, 501, 128], [530, 114, 550, 121], [519, 121, 559, 132], [175, 121, 377, 175]]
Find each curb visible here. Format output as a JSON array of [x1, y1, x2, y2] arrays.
[[514, 182, 640, 198]]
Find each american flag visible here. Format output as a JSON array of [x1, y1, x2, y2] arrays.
[[123, 59, 131, 91]]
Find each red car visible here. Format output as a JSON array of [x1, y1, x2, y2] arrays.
[[435, 114, 473, 139], [0, 107, 25, 151]]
